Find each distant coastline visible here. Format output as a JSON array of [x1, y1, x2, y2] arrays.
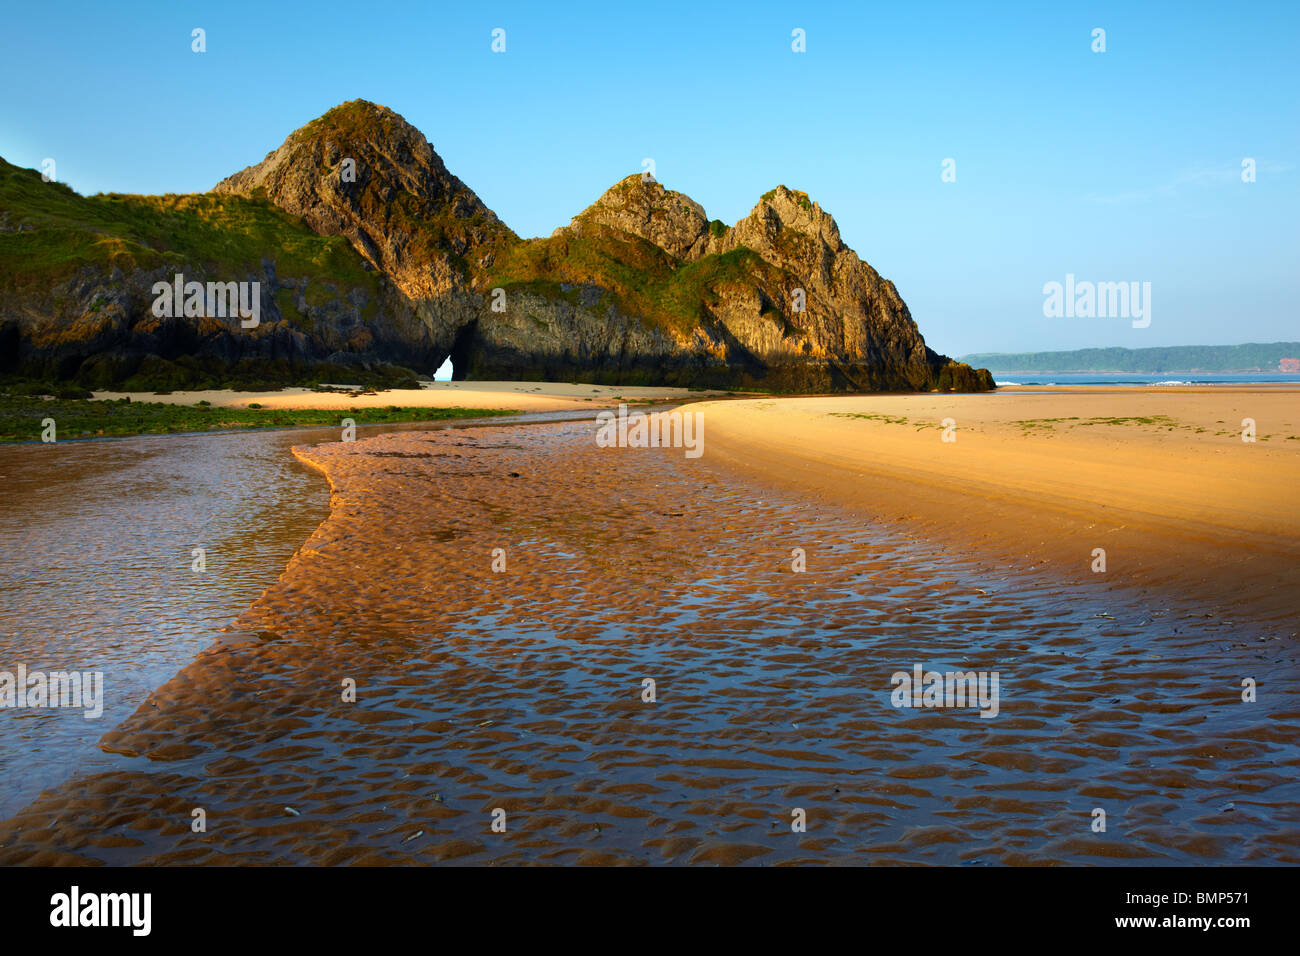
[[989, 372, 1300, 387], [961, 341, 1300, 376]]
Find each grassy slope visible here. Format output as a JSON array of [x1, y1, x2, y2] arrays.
[[0, 158, 379, 298], [481, 222, 792, 338], [0, 393, 515, 442], [0, 157, 425, 390]]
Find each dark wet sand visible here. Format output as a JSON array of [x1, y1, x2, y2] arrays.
[[1, 418, 1297, 865]]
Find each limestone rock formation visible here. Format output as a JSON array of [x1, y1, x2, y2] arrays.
[[559, 175, 712, 261], [214, 100, 514, 300], [482, 178, 951, 390], [1, 100, 994, 392]]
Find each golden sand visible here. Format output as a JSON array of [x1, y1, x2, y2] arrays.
[[697, 385, 1300, 617], [90, 381, 733, 413]]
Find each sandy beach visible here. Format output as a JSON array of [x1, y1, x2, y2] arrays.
[[0, 385, 1296, 866], [698, 385, 1300, 618], [90, 381, 733, 413]]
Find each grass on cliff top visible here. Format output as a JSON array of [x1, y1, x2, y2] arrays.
[[0, 158, 379, 294], [0, 393, 516, 442], [295, 100, 409, 144], [759, 186, 813, 212], [483, 224, 794, 336]]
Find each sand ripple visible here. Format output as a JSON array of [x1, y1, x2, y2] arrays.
[[1, 421, 1296, 865]]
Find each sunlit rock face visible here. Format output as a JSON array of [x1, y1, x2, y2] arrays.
[[3, 100, 992, 392]]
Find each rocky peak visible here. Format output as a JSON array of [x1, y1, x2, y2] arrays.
[[212, 99, 513, 299], [559, 174, 712, 261], [714, 184, 894, 309], [696, 185, 921, 371], [720, 185, 845, 260]]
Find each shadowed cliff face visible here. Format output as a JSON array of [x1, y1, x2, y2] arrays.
[[0, 100, 994, 392], [0, 153, 442, 390]]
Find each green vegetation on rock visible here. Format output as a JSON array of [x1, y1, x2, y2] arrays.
[[0, 159, 376, 295], [484, 225, 786, 338], [0, 391, 515, 442]]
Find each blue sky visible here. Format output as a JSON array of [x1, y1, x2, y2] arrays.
[[2, 0, 1296, 356]]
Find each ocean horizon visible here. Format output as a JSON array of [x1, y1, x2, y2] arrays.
[[992, 372, 1300, 386]]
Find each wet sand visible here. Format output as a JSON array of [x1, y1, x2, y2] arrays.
[[1, 395, 1296, 865]]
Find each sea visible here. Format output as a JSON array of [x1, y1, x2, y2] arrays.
[[989, 372, 1300, 386]]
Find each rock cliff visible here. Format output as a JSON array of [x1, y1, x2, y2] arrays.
[[0, 100, 993, 392]]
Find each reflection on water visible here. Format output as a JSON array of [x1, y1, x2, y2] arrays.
[[4, 421, 1288, 865], [0, 414, 568, 818]]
